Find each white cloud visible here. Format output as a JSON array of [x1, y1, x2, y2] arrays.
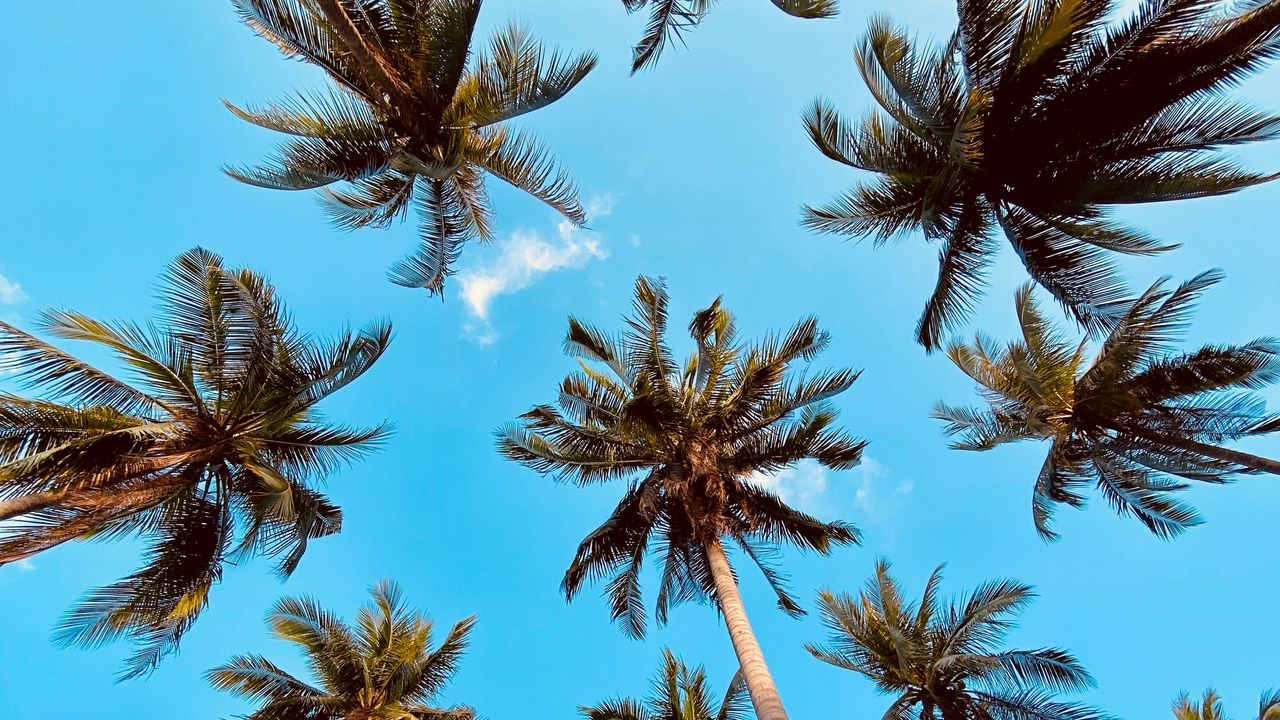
[[0, 274, 26, 305], [13, 558, 35, 572], [585, 193, 618, 218], [748, 455, 912, 522], [749, 460, 830, 510], [851, 456, 913, 521], [456, 196, 613, 344]]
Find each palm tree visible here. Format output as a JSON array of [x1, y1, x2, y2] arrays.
[[0, 248, 391, 678], [803, 0, 1280, 349], [580, 648, 750, 720], [808, 559, 1107, 720], [497, 276, 866, 720], [227, 0, 597, 294], [208, 579, 474, 720], [1174, 690, 1280, 720], [934, 271, 1280, 540], [622, 0, 838, 72]]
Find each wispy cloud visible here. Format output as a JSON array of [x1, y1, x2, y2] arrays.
[[0, 273, 26, 305], [748, 456, 912, 522], [749, 460, 830, 510], [456, 195, 614, 345], [13, 559, 35, 572], [851, 456, 913, 521]]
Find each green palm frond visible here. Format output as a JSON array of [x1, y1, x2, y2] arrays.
[[459, 22, 598, 128], [470, 127, 586, 224]]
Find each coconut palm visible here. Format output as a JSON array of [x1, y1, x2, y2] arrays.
[[934, 270, 1280, 540], [497, 276, 866, 720], [227, 0, 597, 294], [580, 648, 750, 720], [0, 248, 391, 679], [803, 0, 1280, 349], [809, 559, 1107, 720], [1174, 690, 1280, 720], [208, 579, 474, 720], [622, 0, 838, 72]]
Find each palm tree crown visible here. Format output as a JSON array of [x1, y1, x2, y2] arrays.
[[208, 579, 475, 720], [580, 648, 750, 720], [935, 271, 1280, 539], [498, 276, 865, 637], [809, 559, 1107, 720], [804, 0, 1280, 349], [228, 0, 597, 294], [0, 248, 391, 678], [623, 0, 839, 72], [1174, 690, 1280, 720]]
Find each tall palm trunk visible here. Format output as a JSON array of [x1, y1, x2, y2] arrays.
[[703, 536, 789, 720], [1123, 425, 1280, 475], [311, 0, 406, 104]]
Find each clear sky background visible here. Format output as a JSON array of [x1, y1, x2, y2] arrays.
[[1, 1, 1278, 718]]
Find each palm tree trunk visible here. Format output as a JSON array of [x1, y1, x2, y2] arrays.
[[311, 0, 405, 103], [0, 490, 68, 522], [1125, 426, 1280, 475], [703, 536, 789, 720]]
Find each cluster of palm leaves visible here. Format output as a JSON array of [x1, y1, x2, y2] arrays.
[[580, 649, 749, 720], [4, 0, 1280, 717], [499, 277, 866, 719], [935, 272, 1280, 539], [207, 579, 475, 720], [498, 277, 865, 635], [227, 0, 596, 293], [1174, 691, 1280, 720], [0, 248, 391, 678], [805, 0, 1280, 348], [808, 560, 1105, 720]]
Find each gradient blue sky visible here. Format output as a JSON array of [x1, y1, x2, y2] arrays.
[[1, 1, 1278, 717]]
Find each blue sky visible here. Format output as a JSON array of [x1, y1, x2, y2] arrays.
[[1, 0, 1278, 717]]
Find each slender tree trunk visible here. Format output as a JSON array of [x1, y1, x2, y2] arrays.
[[703, 536, 789, 720], [311, 0, 405, 103], [0, 490, 68, 522], [1124, 426, 1280, 475]]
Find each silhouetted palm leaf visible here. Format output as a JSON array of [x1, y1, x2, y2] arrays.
[[623, 0, 838, 72]]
